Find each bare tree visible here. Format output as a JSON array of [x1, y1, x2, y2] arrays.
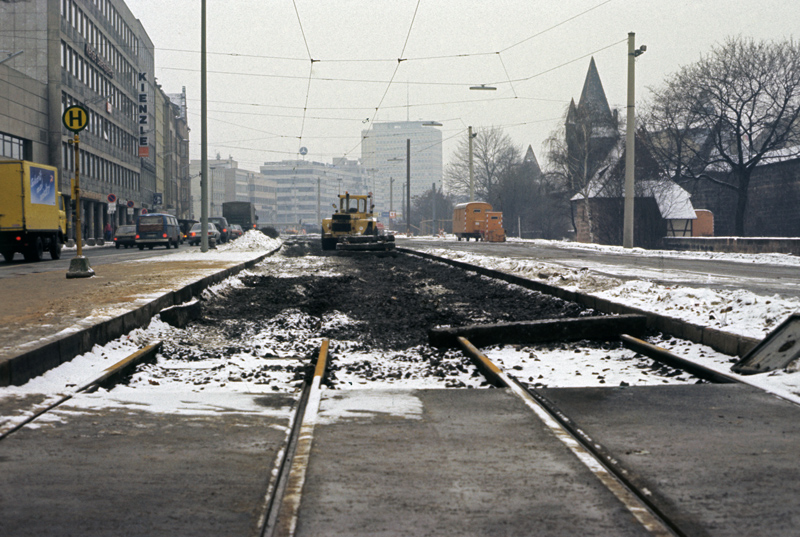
[[496, 162, 570, 239], [644, 37, 800, 235], [444, 126, 520, 205], [545, 103, 620, 242], [411, 186, 455, 234]]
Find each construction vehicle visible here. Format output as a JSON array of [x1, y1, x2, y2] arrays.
[[0, 161, 66, 262], [453, 201, 506, 242], [321, 192, 395, 252]]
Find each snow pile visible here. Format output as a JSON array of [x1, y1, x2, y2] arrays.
[[594, 280, 795, 337], [217, 230, 281, 252], [131, 232, 281, 263], [420, 247, 800, 340]]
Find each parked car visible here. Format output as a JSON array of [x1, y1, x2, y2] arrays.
[[177, 218, 198, 244], [229, 224, 244, 240], [187, 222, 220, 246], [208, 216, 230, 243], [135, 213, 181, 250], [113, 225, 137, 249]]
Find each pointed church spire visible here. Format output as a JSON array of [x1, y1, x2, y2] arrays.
[[578, 57, 612, 119], [523, 145, 542, 176], [566, 98, 578, 125]]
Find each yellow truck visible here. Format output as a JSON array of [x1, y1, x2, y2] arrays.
[[0, 160, 66, 262]]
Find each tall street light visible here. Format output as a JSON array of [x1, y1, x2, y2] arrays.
[[406, 139, 411, 235], [467, 85, 493, 202], [200, 0, 209, 251], [623, 32, 646, 249], [468, 126, 477, 202]]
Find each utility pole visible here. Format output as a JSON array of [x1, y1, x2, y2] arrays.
[[468, 126, 475, 202], [431, 182, 436, 236], [406, 138, 411, 235], [623, 32, 646, 248], [200, 0, 209, 251]]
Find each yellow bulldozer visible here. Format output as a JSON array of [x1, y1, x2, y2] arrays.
[[321, 192, 395, 252]]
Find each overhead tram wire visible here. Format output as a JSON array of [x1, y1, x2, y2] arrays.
[[499, 0, 617, 53], [496, 53, 518, 98], [292, 0, 317, 156], [186, 95, 568, 113], [158, 37, 627, 90], [3, 0, 614, 69], [343, 0, 422, 160], [135, 0, 616, 64]]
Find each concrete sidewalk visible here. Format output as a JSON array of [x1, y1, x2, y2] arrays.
[[0, 244, 281, 385]]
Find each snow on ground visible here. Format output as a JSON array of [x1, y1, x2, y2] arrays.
[[409, 235, 800, 267], [130, 230, 282, 264], [5, 237, 800, 433], [409, 239, 800, 403], [485, 342, 698, 389], [415, 243, 800, 340]]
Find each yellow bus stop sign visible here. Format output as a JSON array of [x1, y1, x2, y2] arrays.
[[62, 105, 89, 132]]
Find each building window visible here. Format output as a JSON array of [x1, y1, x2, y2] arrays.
[[1, 132, 27, 160]]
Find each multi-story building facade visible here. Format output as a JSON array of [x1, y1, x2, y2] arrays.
[[190, 156, 276, 224], [0, 0, 189, 239], [155, 85, 189, 218], [361, 121, 443, 221], [259, 158, 368, 228]]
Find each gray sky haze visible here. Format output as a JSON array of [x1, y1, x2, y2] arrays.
[[127, 0, 799, 173]]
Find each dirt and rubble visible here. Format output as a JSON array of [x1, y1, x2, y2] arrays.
[[201, 239, 590, 351]]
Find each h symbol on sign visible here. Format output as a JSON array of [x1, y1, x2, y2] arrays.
[[68, 109, 83, 127]]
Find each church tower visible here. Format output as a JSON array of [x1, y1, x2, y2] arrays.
[[565, 57, 619, 187]]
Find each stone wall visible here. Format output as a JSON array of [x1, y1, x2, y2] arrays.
[[685, 158, 800, 237], [663, 237, 800, 255]]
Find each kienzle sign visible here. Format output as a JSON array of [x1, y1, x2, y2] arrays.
[[138, 72, 149, 158]]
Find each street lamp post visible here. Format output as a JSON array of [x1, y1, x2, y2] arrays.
[[468, 126, 476, 202], [200, 0, 209, 252], [623, 32, 646, 249], [405, 139, 411, 235]]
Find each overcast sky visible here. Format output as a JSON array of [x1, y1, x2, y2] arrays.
[[127, 0, 798, 173]]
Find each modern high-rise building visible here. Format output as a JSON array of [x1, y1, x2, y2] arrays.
[[260, 158, 368, 228], [360, 121, 443, 221], [190, 156, 277, 224], [0, 0, 189, 238]]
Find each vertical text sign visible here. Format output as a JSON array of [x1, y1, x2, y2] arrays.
[[138, 72, 150, 158]]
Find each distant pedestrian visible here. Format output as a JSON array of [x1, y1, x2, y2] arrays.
[[104, 222, 112, 241]]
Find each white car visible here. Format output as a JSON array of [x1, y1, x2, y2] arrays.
[[187, 222, 220, 246]]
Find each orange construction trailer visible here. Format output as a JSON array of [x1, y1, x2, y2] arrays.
[[453, 202, 506, 242]]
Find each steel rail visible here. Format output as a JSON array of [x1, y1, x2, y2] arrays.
[[262, 339, 330, 537], [0, 341, 162, 441], [457, 336, 682, 537]]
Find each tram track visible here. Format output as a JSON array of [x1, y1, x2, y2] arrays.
[[264, 330, 739, 537], [3, 239, 796, 536]]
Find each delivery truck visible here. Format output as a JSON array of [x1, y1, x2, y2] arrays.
[[0, 160, 66, 262], [222, 201, 258, 231]]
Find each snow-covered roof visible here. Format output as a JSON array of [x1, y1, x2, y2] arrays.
[[571, 179, 696, 220]]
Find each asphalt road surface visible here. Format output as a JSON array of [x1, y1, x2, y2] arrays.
[[0, 242, 188, 280], [404, 238, 800, 300]]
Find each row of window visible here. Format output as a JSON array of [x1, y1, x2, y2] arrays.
[[62, 142, 140, 192], [61, 41, 137, 122], [61, 92, 138, 157], [62, 0, 139, 69], [1, 132, 27, 160]]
